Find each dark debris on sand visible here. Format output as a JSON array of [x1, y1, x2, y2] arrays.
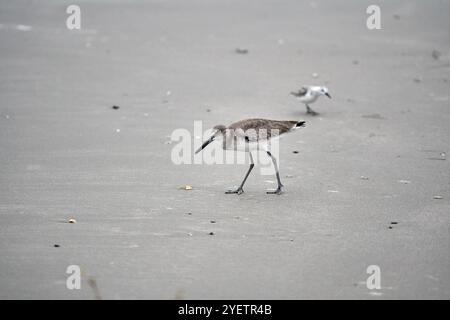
[[235, 48, 249, 54]]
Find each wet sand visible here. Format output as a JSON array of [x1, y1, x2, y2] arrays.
[[0, 0, 449, 299]]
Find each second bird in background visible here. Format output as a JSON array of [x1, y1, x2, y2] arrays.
[[290, 86, 331, 115]]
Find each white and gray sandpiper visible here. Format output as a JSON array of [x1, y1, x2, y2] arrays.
[[290, 85, 331, 115]]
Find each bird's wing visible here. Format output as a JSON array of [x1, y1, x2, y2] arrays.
[[229, 119, 261, 142], [229, 119, 298, 141], [291, 87, 308, 97]]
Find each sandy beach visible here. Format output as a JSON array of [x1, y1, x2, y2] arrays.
[[0, 0, 449, 299]]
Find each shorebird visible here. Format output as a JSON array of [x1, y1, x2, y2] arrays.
[[195, 118, 306, 195], [290, 86, 331, 115]]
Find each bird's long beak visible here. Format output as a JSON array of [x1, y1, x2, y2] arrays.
[[290, 91, 299, 97], [325, 92, 332, 99], [195, 136, 215, 154]]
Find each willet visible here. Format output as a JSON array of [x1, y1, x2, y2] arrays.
[[195, 118, 306, 195], [290, 86, 331, 115]]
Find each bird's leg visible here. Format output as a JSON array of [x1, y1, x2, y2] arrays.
[[266, 151, 284, 195], [306, 104, 319, 116], [226, 152, 254, 195]]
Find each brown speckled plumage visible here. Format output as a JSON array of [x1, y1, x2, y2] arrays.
[[197, 118, 306, 195]]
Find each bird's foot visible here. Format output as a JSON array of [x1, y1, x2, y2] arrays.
[[267, 185, 284, 195], [225, 188, 244, 195], [306, 109, 319, 116]]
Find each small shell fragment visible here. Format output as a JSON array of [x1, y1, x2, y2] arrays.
[[179, 185, 193, 190], [68, 218, 77, 224]]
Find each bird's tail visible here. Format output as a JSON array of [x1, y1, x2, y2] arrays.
[[296, 121, 306, 128]]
